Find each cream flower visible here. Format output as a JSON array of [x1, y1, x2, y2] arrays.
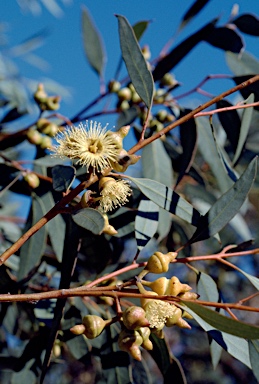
[[52, 121, 119, 173], [98, 177, 132, 213], [144, 300, 179, 330]]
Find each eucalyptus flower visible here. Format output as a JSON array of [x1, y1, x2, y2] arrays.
[[98, 177, 131, 213], [52, 121, 119, 173]]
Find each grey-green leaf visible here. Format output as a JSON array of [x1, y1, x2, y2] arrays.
[[189, 157, 257, 244], [182, 305, 251, 368], [182, 300, 259, 339], [142, 139, 173, 240], [135, 198, 159, 251], [52, 165, 76, 192], [232, 93, 254, 165], [128, 177, 201, 226], [82, 6, 106, 76], [133, 20, 150, 41], [249, 340, 259, 381], [116, 14, 154, 109], [18, 193, 47, 280], [72, 208, 105, 234]]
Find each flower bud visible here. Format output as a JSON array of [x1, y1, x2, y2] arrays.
[[40, 136, 52, 150], [105, 125, 130, 150], [37, 118, 59, 137], [34, 83, 47, 104], [102, 213, 118, 236], [27, 129, 43, 145], [178, 292, 198, 300], [111, 149, 141, 172], [138, 327, 153, 351], [141, 45, 151, 61], [144, 277, 169, 296], [122, 306, 149, 330], [175, 317, 191, 329], [118, 87, 132, 101], [70, 324, 86, 335], [156, 109, 168, 123], [24, 173, 40, 189], [44, 96, 61, 111], [118, 329, 143, 361], [145, 251, 177, 274], [160, 73, 177, 87], [165, 307, 182, 327], [82, 315, 107, 339], [108, 80, 121, 93]]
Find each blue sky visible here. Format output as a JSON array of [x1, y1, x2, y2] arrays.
[[1, 0, 259, 131]]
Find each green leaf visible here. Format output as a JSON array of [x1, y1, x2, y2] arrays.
[[135, 198, 159, 251], [51, 165, 76, 192], [116, 15, 154, 109], [180, 0, 210, 29], [227, 263, 259, 291], [149, 335, 187, 383], [189, 157, 257, 244], [249, 340, 259, 381], [183, 305, 251, 368], [128, 177, 201, 226], [133, 20, 150, 41], [196, 270, 219, 304], [18, 193, 47, 280], [197, 117, 233, 192], [182, 300, 259, 339], [142, 139, 173, 240], [43, 191, 65, 262], [226, 51, 259, 76], [72, 208, 105, 234], [233, 93, 254, 165], [33, 156, 68, 167], [81, 6, 106, 76], [11, 364, 37, 384]]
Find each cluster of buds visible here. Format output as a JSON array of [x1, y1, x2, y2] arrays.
[[70, 251, 197, 363], [27, 117, 60, 150], [34, 83, 61, 111]]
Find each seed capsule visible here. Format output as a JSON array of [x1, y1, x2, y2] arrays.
[[146, 251, 177, 274], [82, 315, 107, 339]]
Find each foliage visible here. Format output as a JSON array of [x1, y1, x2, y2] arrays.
[[0, 1, 259, 383]]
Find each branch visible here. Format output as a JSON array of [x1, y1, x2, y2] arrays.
[[128, 74, 259, 154]]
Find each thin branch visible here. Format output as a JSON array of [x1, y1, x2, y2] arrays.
[[128, 74, 259, 155], [194, 101, 259, 117]]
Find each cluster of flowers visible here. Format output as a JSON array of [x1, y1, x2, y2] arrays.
[[70, 251, 198, 361]]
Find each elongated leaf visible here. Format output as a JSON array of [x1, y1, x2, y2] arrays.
[[72, 208, 105, 234], [82, 6, 106, 76], [196, 270, 222, 368], [177, 109, 197, 186], [41, 218, 81, 384], [128, 177, 201, 226], [43, 191, 65, 262], [116, 15, 154, 109], [133, 20, 150, 41], [135, 198, 159, 251], [17, 193, 47, 280], [217, 99, 241, 152], [197, 271, 219, 303], [233, 93, 254, 165], [149, 335, 187, 383], [249, 340, 259, 381], [233, 14, 259, 36], [197, 117, 233, 193], [180, 0, 210, 29], [142, 139, 173, 240], [182, 305, 251, 368], [204, 27, 244, 53], [52, 165, 76, 192], [188, 157, 257, 244], [210, 119, 238, 182], [226, 263, 259, 291], [182, 301, 259, 339], [226, 51, 259, 76], [153, 19, 217, 81]]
